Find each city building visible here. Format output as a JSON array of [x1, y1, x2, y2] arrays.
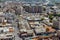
[[53, 17, 60, 29], [0, 0, 59, 40]]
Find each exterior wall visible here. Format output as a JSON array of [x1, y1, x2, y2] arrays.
[[53, 21, 59, 29], [23, 6, 43, 13], [59, 22, 60, 29]]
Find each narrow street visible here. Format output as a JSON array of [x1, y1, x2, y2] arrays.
[[13, 15, 22, 40], [14, 26, 22, 40]]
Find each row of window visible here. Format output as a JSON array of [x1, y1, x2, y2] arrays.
[[0, 38, 12, 40]]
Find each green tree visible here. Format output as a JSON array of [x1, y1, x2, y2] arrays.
[[0, 0, 2, 2], [0, 0, 3, 2], [41, 17, 44, 21], [49, 14, 53, 20]]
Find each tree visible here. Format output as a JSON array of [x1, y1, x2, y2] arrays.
[[0, 0, 2, 2], [49, 14, 53, 20], [41, 17, 44, 21]]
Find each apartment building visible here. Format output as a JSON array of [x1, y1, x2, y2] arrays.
[[0, 12, 15, 40]]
